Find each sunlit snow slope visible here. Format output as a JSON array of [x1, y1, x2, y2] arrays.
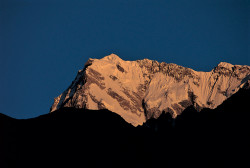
[[50, 54, 250, 126]]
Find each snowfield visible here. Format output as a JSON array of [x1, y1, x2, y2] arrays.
[[51, 54, 250, 126]]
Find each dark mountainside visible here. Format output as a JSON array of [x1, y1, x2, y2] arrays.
[[0, 88, 249, 168]]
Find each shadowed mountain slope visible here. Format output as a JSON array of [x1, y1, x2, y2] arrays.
[[143, 88, 250, 167], [1, 88, 249, 168]]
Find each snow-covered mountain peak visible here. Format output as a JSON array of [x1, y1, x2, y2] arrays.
[[102, 53, 123, 62], [217, 62, 234, 70], [50, 54, 250, 126]]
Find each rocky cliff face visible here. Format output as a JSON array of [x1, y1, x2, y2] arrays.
[[50, 54, 250, 126]]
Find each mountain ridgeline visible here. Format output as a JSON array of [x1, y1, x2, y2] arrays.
[[1, 86, 250, 168], [50, 54, 250, 126]]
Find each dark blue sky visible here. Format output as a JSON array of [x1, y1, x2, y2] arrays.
[[1, 0, 249, 118]]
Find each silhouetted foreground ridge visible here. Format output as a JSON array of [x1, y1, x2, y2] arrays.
[[1, 88, 249, 168]]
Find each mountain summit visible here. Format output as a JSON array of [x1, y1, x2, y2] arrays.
[[50, 54, 250, 126]]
